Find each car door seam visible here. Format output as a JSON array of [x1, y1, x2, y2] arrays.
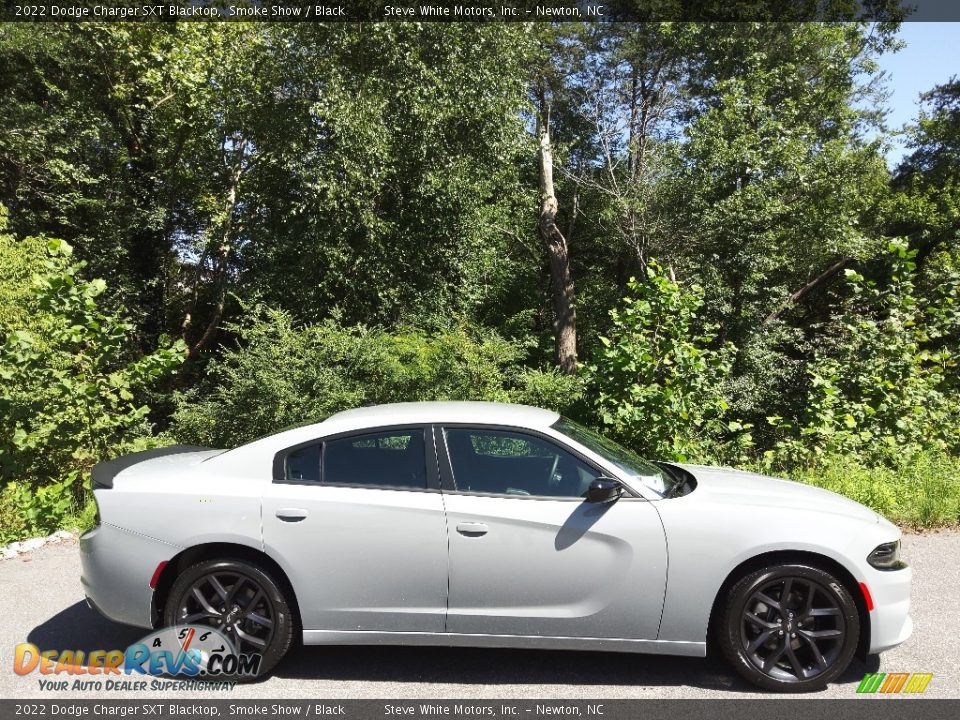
[[650, 502, 670, 641]]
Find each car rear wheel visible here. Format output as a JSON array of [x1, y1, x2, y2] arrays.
[[717, 564, 860, 692], [164, 558, 294, 678]]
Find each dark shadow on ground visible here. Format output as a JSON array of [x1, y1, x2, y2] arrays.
[[27, 601, 145, 663], [28, 604, 879, 693], [270, 643, 880, 693]]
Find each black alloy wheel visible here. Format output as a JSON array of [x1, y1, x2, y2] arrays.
[[718, 564, 860, 691], [164, 559, 294, 677]]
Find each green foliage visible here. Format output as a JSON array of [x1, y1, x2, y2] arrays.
[[3, 23, 960, 532], [0, 24, 537, 343], [0, 483, 27, 543], [0, 475, 79, 545], [889, 79, 960, 304], [786, 451, 960, 529], [769, 241, 960, 466], [584, 261, 738, 462], [0, 239, 187, 491], [170, 307, 583, 448], [0, 209, 55, 339], [657, 25, 895, 436]]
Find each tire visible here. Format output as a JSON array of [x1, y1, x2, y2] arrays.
[[717, 563, 860, 692], [163, 558, 294, 678]]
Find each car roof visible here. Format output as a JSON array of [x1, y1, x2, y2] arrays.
[[325, 401, 560, 430], [205, 401, 567, 476]]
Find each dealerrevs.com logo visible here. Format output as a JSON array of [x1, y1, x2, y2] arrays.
[[856, 672, 934, 695], [13, 625, 260, 692]]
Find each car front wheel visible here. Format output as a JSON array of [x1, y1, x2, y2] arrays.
[[164, 558, 294, 678], [717, 564, 860, 692]]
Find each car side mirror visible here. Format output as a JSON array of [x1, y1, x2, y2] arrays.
[[586, 477, 622, 503]]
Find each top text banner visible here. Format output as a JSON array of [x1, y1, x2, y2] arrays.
[[3, 1, 958, 23]]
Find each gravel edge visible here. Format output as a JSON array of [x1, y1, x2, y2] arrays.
[[0, 529, 79, 560]]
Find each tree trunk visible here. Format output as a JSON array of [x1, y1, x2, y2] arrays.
[[127, 157, 167, 349], [185, 137, 248, 357], [536, 87, 577, 374], [763, 256, 852, 325], [627, 65, 639, 180], [105, 104, 168, 350]]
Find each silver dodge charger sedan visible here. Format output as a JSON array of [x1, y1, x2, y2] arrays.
[[81, 401, 912, 691]]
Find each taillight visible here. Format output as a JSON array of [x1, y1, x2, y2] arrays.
[[149, 561, 168, 590], [83, 495, 102, 533]]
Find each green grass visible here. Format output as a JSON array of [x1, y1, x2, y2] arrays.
[[787, 451, 960, 529]]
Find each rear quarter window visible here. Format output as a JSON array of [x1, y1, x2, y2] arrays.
[[280, 429, 427, 490]]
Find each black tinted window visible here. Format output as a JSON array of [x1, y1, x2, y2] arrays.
[[444, 428, 596, 498], [286, 444, 320, 482], [323, 430, 427, 489]]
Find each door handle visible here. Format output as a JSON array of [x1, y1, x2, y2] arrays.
[[456, 522, 488, 537], [276, 508, 309, 522]]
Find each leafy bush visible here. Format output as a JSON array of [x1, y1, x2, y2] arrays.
[[0, 483, 27, 544], [0, 476, 81, 545], [0, 238, 186, 517], [170, 307, 583, 448], [786, 451, 960, 529], [583, 261, 740, 462], [0, 207, 53, 339], [770, 241, 960, 467]]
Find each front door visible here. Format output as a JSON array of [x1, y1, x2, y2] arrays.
[[438, 425, 667, 640], [262, 426, 448, 633]]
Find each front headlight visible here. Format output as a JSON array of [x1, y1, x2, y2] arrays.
[[867, 540, 906, 570]]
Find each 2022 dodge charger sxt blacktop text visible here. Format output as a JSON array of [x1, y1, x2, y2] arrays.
[[81, 401, 912, 691]]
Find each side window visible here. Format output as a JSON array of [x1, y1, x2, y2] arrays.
[[323, 429, 427, 489], [286, 444, 320, 482], [444, 428, 597, 498]]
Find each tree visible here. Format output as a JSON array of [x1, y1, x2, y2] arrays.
[[0, 25, 539, 353], [0, 24, 257, 348], [238, 24, 537, 333], [535, 81, 578, 374], [565, 23, 689, 268], [770, 241, 960, 466], [661, 23, 897, 431], [170, 306, 582, 448], [585, 260, 734, 461], [0, 238, 185, 492], [890, 79, 960, 270], [527, 26, 591, 374]]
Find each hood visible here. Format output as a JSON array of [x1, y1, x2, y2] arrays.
[[675, 463, 880, 524]]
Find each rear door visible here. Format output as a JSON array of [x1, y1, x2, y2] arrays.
[[262, 425, 449, 633], [438, 425, 667, 640]]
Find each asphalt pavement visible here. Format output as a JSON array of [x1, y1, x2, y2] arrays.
[[1, 531, 957, 700]]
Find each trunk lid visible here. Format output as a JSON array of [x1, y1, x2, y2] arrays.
[[91, 446, 220, 489]]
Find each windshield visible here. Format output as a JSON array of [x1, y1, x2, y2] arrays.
[[552, 417, 679, 497]]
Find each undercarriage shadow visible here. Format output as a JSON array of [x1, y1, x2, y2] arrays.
[[28, 602, 879, 693], [27, 601, 145, 663], [270, 643, 879, 693]]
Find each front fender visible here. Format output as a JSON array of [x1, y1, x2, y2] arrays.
[[653, 496, 875, 643]]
